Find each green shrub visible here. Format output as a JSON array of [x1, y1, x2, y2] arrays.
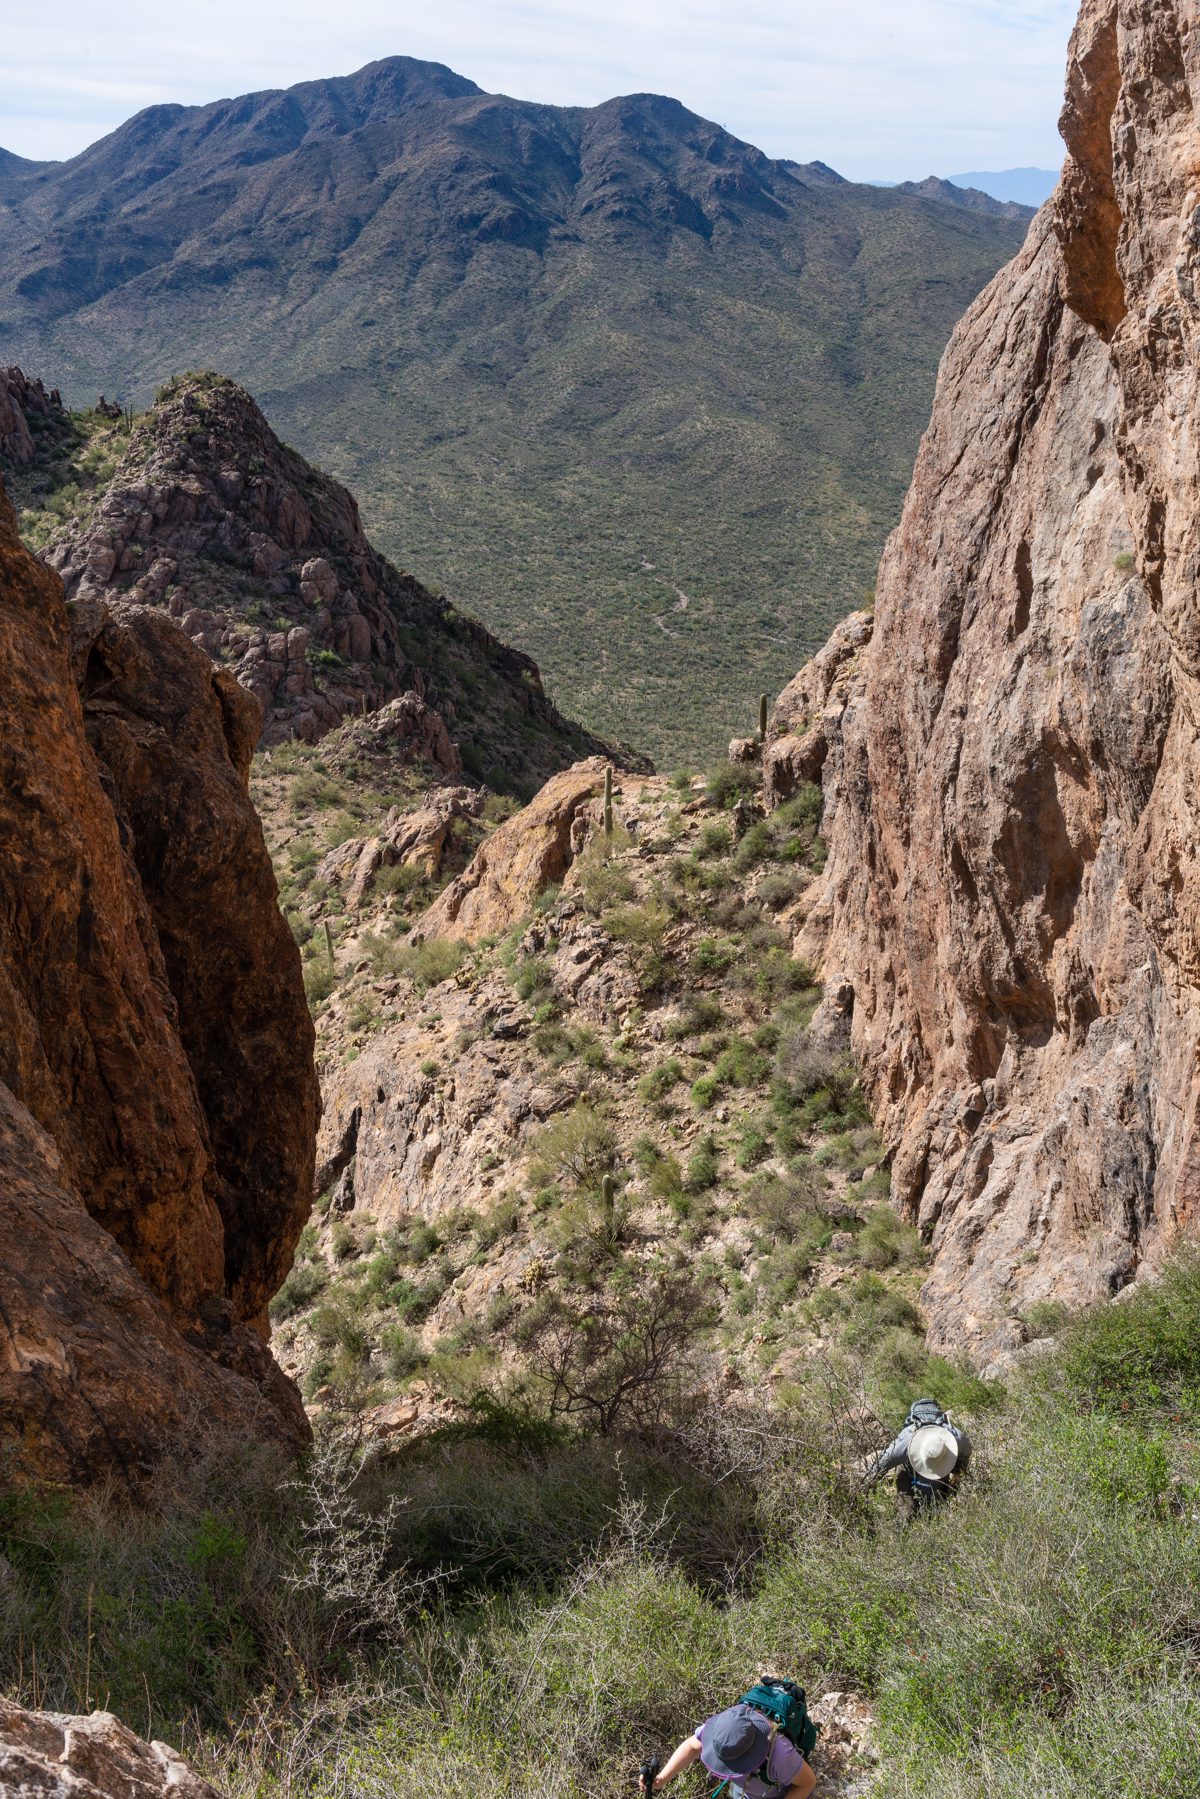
[[685, 1135, 721, 1192], [669, 993, 725, 1038], [381, 1324, 427, 1380], [757, 871, 800, 911], [856, 1205, 923, 1270], [1022, 1298, 1071, 1340], [714, 1040, 772, 1088], [632, 1064, 677, 1112], [511, 954, 556, 1006], [269, 1258, 327, 1319], [401, 937, 467, 992], [705, 760, 760, 809], [732, 821, 772, 871], [735, 1120, 770, 1169], [693, 936, 738, 975], [743, 1170, 823, 1242], [375, 861, 429, 901], [574, 829, 634, 913], [289, 770, 345, 814], [607, 899, 671, 948], [693, 821, 733, 860], [690, 1073, 719, 1110], [1052, 1252, 1200, 1418], [528, 1103, 617, 1192], [302, 959, 336, 1005]]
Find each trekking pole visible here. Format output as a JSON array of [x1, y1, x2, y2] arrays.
[[639, 1757, 661, 1796]]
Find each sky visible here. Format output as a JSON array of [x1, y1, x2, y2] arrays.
[[2, 0, 1078, 182]]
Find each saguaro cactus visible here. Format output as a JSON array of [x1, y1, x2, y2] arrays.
[[601, 1172, 616, 1243], [758, 693, 769, 740], [604, 764, 614, 836]]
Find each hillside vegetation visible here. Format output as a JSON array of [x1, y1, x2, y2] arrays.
[[0, 58, 1032, 762], [3, 1244, 1196, 1797]]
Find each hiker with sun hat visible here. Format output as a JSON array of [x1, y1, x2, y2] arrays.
[[863, 1396, 972, 1510], [640, 1677, 818, 1798]]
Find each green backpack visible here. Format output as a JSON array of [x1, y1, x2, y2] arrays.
[[739, 1676, 819, 1761]]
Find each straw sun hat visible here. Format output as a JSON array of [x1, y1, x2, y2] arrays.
[[908, 1424, 960, 1481]]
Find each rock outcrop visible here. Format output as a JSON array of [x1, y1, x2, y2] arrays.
[[318, 785, 484, 909], [0, 366, 62, 464], [415, 758, 610, 943], [0, 1696, 219, 1798], [0, 472, 316, 1478], [790, 0, 1200, 1358], [764, 610, 873, 810]]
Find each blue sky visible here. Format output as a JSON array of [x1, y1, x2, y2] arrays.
[[2, 0, 1079, 181]]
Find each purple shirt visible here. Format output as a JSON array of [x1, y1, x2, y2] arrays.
[[696, 1714, 806, 1797]]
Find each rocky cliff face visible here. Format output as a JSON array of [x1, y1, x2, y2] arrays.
[[789, 0, 1200, 1361], [0, 471, 317, 1480]]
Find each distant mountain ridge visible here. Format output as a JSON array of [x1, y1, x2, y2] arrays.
[[0, 57, 1033, 762], [893, 176, 1034, 221], [948, 167, 1059, 207]]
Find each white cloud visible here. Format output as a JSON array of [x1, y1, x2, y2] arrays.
[[1, 0, 1078, 179]]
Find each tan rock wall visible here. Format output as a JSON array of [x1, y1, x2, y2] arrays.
[[791, 0, 1200, 1359], [0, 1695, 219, 1798]]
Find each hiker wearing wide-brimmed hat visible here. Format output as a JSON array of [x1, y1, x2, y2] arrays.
[[863, 1396, 973, 1510], [641, 1680, 817, 1798]]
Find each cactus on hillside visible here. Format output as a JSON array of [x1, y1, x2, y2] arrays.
[[604, 764, 614, 836], [601, 1172, 616, 1243]]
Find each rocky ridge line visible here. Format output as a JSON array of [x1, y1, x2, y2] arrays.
[[6, 369, 635, 794]]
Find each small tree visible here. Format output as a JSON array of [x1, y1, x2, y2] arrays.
[[527, 1102, 617, 1192], [525, 1267, 716, 1434]]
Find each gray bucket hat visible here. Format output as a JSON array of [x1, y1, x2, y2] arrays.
[[701, 1705, 771, 1778]]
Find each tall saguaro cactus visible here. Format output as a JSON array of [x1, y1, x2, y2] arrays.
[[758, 693, 769, 741], [601, 1173, 616, 1245], [604, 764, 614, 836]]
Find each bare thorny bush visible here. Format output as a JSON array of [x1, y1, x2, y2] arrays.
[[523, 1265, 719, 1435], [285, 1424, 444, 1656], [678, 1351, 894, 1528]]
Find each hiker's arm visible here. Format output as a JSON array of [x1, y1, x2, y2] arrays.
[[862, 1427, 909, 1487], [786, 1763, 817, 1799], [651, 1735, 702, 1787]]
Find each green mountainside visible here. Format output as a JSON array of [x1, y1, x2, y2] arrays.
[[0, 60, 1032, 763]]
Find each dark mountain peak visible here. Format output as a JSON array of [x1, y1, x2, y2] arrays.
[[53, 54, 484, 194], [786, 159, 847, 185]]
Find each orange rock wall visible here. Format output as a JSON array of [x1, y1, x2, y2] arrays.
[[0, 477, 317, 1477]]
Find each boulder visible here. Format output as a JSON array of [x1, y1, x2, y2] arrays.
[[0, 1696, 219, 1799], [415, 758, 608, 943]]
